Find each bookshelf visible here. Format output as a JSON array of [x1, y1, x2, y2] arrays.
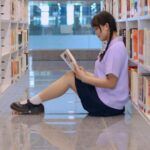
[[104, 0, 150, 120], [0, 0, 28, 93]]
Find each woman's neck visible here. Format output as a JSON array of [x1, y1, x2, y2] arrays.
[[111, 32, 118, 40], [107, 32, 117, 41]]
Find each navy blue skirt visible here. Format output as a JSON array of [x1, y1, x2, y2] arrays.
[[75, 77, 125, 116]]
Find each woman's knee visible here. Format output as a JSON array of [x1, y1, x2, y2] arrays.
[[65, 71, 76, 90], [65, 71, 75, 79]]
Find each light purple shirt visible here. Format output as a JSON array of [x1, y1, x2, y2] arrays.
[[94, 36, 129, 110]]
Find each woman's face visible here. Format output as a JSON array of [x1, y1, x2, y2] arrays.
[[94, 23, 110, 41]]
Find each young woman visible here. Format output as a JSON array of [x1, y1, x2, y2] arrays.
[[10, 11, 129, 116]]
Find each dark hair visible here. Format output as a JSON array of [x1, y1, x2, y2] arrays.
[[91, 11, 117, 61]]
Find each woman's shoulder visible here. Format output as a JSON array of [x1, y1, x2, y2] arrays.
[[109, 40, 126, 54], [106, 41, 128, 59]]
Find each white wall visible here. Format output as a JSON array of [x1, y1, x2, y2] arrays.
[[29, 35, 102, 50]]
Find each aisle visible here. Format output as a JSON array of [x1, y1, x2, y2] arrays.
[[0, 60, 150, 149]]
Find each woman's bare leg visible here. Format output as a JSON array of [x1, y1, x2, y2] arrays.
[[11, 71, 77, 114], [38, 71, 77, 102]]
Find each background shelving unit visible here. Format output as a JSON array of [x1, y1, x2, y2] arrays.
[[0, 0, 28, 93], [104, 0, 150, 120]]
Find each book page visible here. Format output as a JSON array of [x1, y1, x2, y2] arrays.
[[60, 49, 77, 70]]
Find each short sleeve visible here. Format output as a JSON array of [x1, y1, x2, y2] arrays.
[[104, 45, 126, 78]]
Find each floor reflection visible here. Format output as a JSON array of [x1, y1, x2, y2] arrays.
[[0, 113, 133, 150]]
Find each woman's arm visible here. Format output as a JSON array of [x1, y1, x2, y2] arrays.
[[84, 74, 118, 89], [74, 65, 118, 89], [85, 71, 95, 77], [75, 65, 95, 77]]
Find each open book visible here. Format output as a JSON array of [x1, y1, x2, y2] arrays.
[[60, 49, 77, 70]]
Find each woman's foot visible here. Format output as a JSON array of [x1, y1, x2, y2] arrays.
[[10, 99, 44, 115]]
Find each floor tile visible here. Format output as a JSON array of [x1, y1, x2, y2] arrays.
[[0, 60, 150, 150]]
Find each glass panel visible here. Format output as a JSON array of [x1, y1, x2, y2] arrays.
[[29, 0, 104, 50]]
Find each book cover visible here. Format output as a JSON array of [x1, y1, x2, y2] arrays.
[[138, 30, 144, 64], [60, 49, 77, 71], [132, 29, 138, 60]]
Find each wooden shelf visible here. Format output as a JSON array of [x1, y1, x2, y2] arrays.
[[139, 64, 150, 72], [104, 0, 150, 123], [132, 101, 150, 125], [0, 83, 11, 93], [2, 52, 10, 57], [0, 0, 29, 93], [140, 15, 150, 21], [129, 58, 138, 66]]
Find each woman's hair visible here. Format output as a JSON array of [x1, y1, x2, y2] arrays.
[[91, 11, 117, 61]]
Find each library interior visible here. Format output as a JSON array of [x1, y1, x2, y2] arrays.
[[0, 0, 150, 149]]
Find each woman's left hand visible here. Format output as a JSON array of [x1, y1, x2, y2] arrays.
[[73, 64, 87, 82]]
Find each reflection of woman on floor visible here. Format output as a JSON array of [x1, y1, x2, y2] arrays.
[[9, 115, 130, 150]]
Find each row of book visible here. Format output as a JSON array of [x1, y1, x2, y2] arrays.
[[1, 0, 28, 21], [11, 0, 28, 21], [104, 1, 150, 119], [11, 28, 28, 51], [105, 0, 150, 20], [119, 28, 138, 61], [130, 67, 150, 115], [1, 22, 10, 54], [119, 28, 150, 67], [1, 26, 28, 54], [0, 53, 28, 92], [11, 53, 28, 80], [0, 0, 28, 93]]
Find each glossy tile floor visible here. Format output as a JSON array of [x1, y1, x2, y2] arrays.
[[0, 58, 150, 150]]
